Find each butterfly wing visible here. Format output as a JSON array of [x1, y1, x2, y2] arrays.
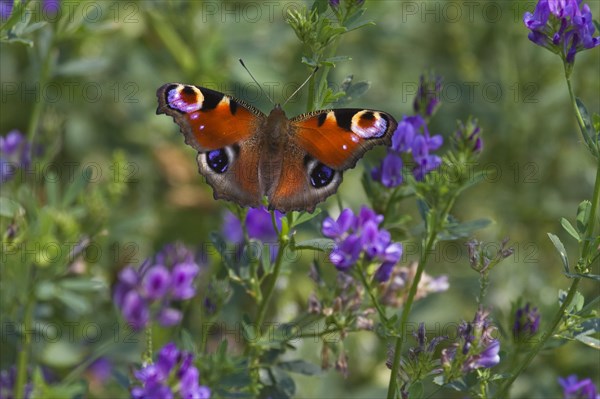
[[157, 84, 266, 208], [268, 109, 398, 212]]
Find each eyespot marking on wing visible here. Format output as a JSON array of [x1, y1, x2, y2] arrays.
[[350, 110, 388, 138]]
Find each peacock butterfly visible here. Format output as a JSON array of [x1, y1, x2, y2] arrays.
[[156, 81, 397, 213]]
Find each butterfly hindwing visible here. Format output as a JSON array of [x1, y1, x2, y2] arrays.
[[157, 84, 265, 207]]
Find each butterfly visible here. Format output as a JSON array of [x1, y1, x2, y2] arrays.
[[156, 83, 398, 213]]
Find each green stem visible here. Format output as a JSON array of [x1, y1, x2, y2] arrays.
[[255, 241, 287, 329], [386, 230, 437, 399], [494, 278, 581, 399], [356, 260, 388, 323], [143, 327, 153, 364], [27, 31, 55, 159], [565, 66, 600, 264], [582, 154, 600, 261], [386, 195, 457, 398], [15, 294, 34, 399], [564, 72, 587, 138], [247, 235, 288, 393]]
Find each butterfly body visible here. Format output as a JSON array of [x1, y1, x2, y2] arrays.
[[157, 83, 397, 212]]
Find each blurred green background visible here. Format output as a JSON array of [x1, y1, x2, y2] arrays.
[[1, 0, 599, 397]]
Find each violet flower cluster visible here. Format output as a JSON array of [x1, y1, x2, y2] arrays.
[[0, 0, 60, 19], [322, 207, 402, 282], [513, 302, 541, 341], [413, 73, 443, 118], [372, 115, 443, 187], [131, 342, 210, 399], [0, 130, 34, 183], [394, 322, 446, 384], [222, 206, 282, 244], [524, 0, 600, 63], [379, 262, 449, 308], [0, 366, 32, 399], [559, 375, 599, 399], [441, 308, 501, 377], [114, 243, 201, 331]]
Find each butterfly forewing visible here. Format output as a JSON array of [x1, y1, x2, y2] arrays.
[[291, 109, 397, 170]]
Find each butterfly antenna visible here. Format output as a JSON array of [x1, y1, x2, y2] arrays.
[[282, 66, 319, 107], [239, 59, 274, 106]]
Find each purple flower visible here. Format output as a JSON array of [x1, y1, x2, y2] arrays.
[[122, 291, 149, 331], [441, 307, 500, 376], [157, 307, 183, 326], [322, 208, 356, 239], [472, 339, 500, 368], [222, 206, 283, 263], [0, 0, 12, 20], [0, 130, 37, 183], [524, 0, 600, 64], [413, 73, 443, 117], [323, 207, 403, 282], [452, 118, 482, 156], [391, 116, 421, 152], [371, 153, 403, 188], [223, 206, 283, 243], [170, 262, 200, 299], [0, 366, 32, 399], [131, 342, 210, 399], [142, 265, 171, 300], [113, 243, 201, 330], [329, 233, 362, 270], [373, 114, 443, 187], [513, 303, 541, 341], [559, 375, 599, 399], [86, 357, 111, 384], [43, 0, 60, 15]]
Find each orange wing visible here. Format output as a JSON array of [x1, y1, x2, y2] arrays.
[[291, 109, 397, 170], [156, 84, 264, 151]]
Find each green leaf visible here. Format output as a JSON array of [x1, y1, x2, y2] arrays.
[[311, 0, 329, 14], [576, 200, 591, 234], [0, 197, 25, 218], [574, 318, 600, 349], [54, 289, 92, 314], [270, 367, 296, 397], [180, 328, 197, 353], [56, 58, 111, 76], [322, 55, 351, 66], [277, 359, 322, 376], [592, 113, 600, 134], [548, 233, 570, 274], [559, 290, 584, 313], [416, 199, 429, 226], [408, 381, 424, 398], [293, 238, 333, 252], [561, 218, 580, 241], [0, 0, 31, 32], [439, 218, 492, 240], [564, 272, 600, 281], [45, 172, 60, 207], [575, 335, 600, 349], [58, 278, 105, 291], [301, 56, 318, 68], [576, 98, 597, 156], [61, 167, 91, 207], [576, 98, 595, 137], [291, 208, 321, 227]]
